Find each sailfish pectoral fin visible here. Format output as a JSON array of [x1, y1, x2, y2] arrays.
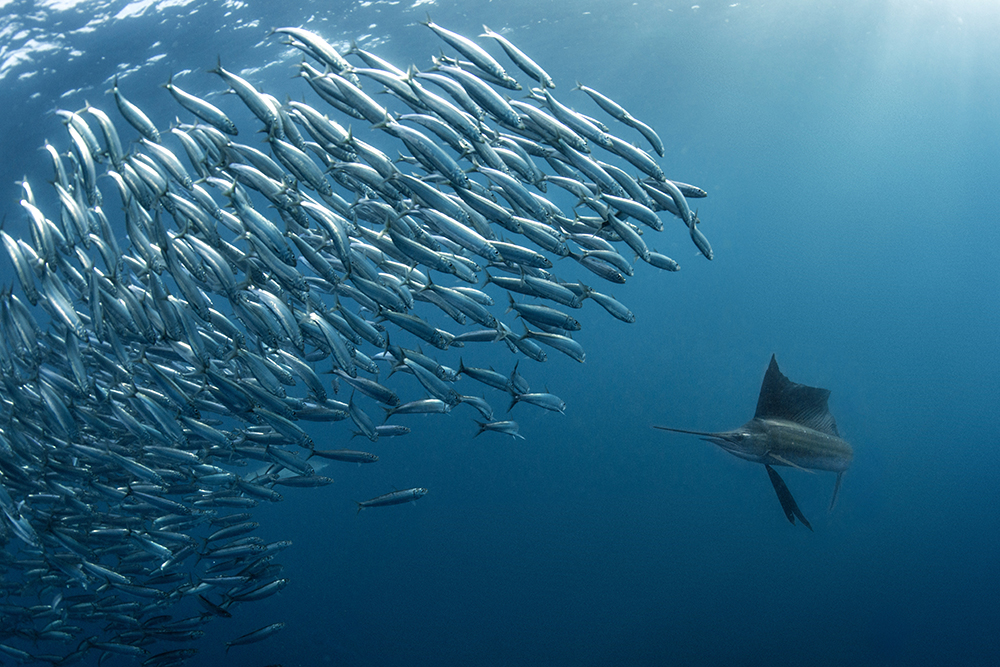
[[829, 471, 844, 511], [765, 464, 813, 531], [767, 452, 817, 474]]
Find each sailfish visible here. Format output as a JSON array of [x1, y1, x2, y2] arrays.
[[654, 355, 853, 530]]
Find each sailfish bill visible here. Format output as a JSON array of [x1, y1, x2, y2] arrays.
[[653, 355, 853, 529], [651, 426, 719, 438]]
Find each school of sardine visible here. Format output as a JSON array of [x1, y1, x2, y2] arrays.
[[0, 19, 713, 664]]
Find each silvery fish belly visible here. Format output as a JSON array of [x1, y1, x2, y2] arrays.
[[0, 14, 713, 664]]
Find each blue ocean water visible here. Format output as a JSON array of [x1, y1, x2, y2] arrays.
[[1, 1, 999, 666]]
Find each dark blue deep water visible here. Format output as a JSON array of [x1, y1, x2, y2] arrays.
[[1, 1, 998, 665]]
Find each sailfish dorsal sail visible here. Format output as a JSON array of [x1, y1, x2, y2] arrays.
[[754, 355, 840, 437]]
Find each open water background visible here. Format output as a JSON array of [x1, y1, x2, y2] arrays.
[[1, 0, 998, 665]]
